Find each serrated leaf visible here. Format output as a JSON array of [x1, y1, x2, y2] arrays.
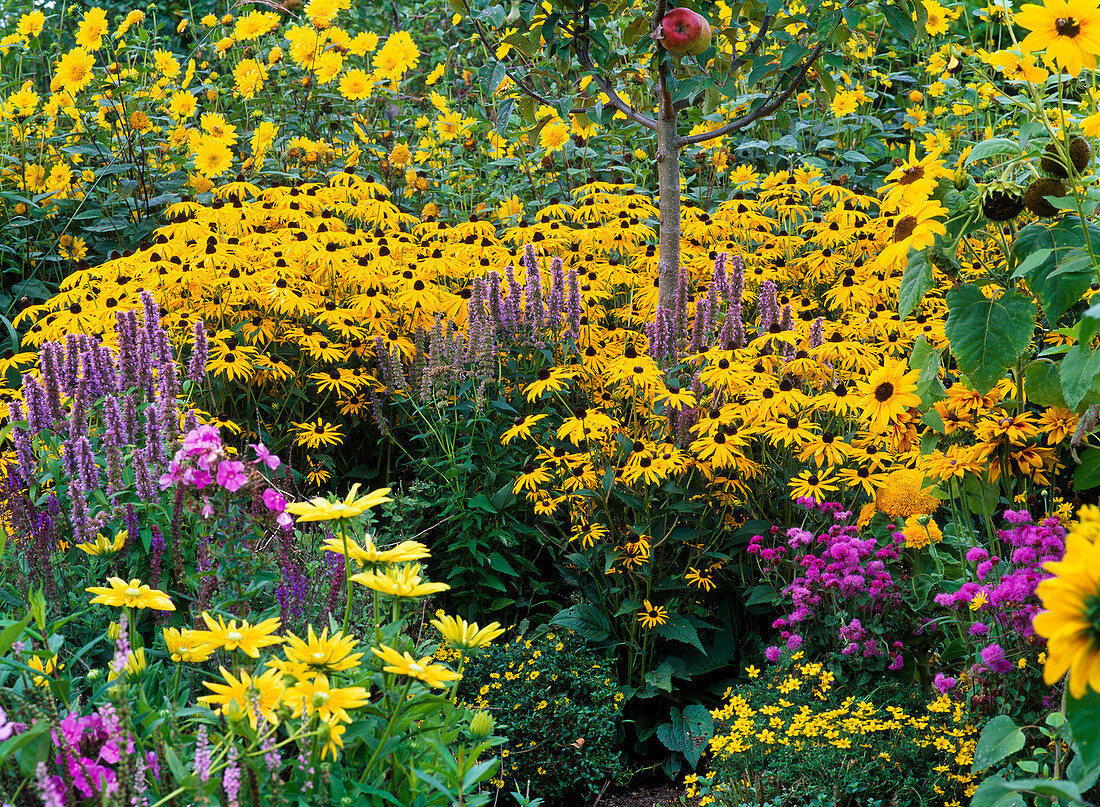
[[1023, 359, 1068, 408], [655, 616, 705, 653], [656, 705, 714, 767], [972, 715, 1025, 772], [899, 249, 933, 319], [945, 285, 1036, 394], [964, 137, 1020, 166], [1074, 449, 1100, 491], [549, 603, 610, 641], [1060, 344, 1100, 411], [969, 776, 1027, 807]]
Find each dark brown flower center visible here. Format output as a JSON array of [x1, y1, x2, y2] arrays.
[[1056, 16, 1081, 36], [893, 215, 918, 242], [899, 165, 925, 185], [874, 382, 895, 402]]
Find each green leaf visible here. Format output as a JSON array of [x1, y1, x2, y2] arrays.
[[549, 604, 611, 641], [495, 97, 514, 135], [964, 137, 1020, 166], [899, 249, 933, 319], [1024, 359, 1068, 408], [945, 285, 1036, 394], [1075, 448, 1100, 491], [1067, 688, 1100, 771], [1060, 344, 1100, 411], [972, 715, 1025, 772], [644, 661, 674, 693], [0, 611, 32, 658], [969, 777, 1027, 807], [655, 704, 714, 768], [1009, 779, 1084, 801], [655, 616, 705, 653], [882, 3, 916, 44], [1027, 247, 1094, 325]]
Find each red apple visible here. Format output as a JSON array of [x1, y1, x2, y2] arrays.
[[659, 8, 712, 55]]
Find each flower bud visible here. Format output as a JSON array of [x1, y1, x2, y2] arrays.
[[469, 710, 495, 739]]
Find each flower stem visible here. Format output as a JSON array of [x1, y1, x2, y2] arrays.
[[341, 524, 353, 635]]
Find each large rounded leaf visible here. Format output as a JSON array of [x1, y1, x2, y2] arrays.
[[945, 284, 1036, 394]]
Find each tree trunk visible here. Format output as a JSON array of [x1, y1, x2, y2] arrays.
[[656, 82, 680, 310]]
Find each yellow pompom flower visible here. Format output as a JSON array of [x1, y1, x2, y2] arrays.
[[874, 469, 939, 519]]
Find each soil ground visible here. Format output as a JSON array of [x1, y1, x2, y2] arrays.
[[597, 785, 692, 807]]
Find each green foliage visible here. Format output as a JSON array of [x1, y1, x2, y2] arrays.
[[944, 284, 1036, 396], [458, 630, 625, 805], [690, 660, 979, 806]]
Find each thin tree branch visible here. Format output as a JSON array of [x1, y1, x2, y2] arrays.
[[458, 0, 657, 130], [728, 13, 773, 74], [574, 37, 659, 130], [675, 39, 826, 146]]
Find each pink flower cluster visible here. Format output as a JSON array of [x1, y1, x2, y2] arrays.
[[932, 510, 1065, 677], [157, 424, 292, 527], [45, 706, 157, 799], [748, 500, 905, 668]]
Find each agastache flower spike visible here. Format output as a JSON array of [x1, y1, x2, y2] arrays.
[[189, 320, 209, 384], [522, 244, 545, 328]]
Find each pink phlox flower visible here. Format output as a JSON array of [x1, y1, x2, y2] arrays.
[[216, 460, 248, 492], [251, 443, 281, 469]]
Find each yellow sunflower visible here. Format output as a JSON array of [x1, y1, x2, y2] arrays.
[[1017, 0, 1100, 76]]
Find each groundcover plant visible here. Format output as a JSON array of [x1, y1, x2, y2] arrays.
[[9, 0, 1100, 804]]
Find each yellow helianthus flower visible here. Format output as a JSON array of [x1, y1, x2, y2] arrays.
[[371, 644, 462, 688], [86, 578, 175, 610], [286, 484, 393, 522]]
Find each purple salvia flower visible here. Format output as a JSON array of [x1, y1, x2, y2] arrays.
[[189, 320, 208, 384], [74, 435, 100, 492], [103, 396, 130, 447], [112, 613, 131, 676], [140, 290, 163, 349], [65, 333, 84, 390], [149, 525, 164, 590], [390, 345, 408, 390], [70, 491, 92, 547], [502, 261, 522, 333], [522, 244, 545, 329], [123, 393, 138, 441], [725, 304, 746, 349], [691, 295, 711, 354], [92, 344, 120, 398], [370, 389, 389, 435], [8, 402, 36, 480], [673, 266, 689, 341], [135, 331, 154, 399], [144, 406, 166, 464]]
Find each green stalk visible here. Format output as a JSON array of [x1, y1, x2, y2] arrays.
[[340, 521, 354, 635]]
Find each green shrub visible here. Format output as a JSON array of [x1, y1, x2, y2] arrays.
[[456, 629, 625, 805], [688, 657, 980, 807]]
